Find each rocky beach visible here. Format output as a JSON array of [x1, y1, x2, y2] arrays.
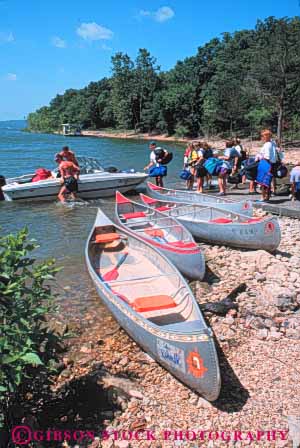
[[33, 211, 299, 448]]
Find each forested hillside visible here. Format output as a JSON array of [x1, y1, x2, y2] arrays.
[[28, 17, 300, 140]]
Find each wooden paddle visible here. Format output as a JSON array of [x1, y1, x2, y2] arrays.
[[102, 251, 129, 281]]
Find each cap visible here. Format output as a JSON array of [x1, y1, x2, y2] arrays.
[[149, 141, 156, 146]]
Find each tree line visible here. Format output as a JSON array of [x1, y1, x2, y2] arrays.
[[28, 16, 300, 141]]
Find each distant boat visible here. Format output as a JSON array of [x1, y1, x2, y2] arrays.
[[61, 123, 82, 136], [2, 157, 147, 202], [85, 208, 221, 401]]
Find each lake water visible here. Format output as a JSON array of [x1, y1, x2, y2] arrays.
[[0, 120, 185, 324]]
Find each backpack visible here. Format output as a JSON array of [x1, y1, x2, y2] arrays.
[[154, 148, 173, 165], [203, 158, 223, 175], [179, 169, 192, 180], [31, 168, 52, 182], [202, 148, 213, 159]]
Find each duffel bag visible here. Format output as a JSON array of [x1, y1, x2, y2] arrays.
[[179, 169, 192, 180], [203, 157, 223, 175], [228, 173, 242, 184], [149, 166, 167, 177], [275, 164, 288, 179]]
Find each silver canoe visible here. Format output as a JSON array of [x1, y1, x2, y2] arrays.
[[115, 192, 205, 280], [85, 209, 221, 401], [146, 182, 253, 216], [140, 193, 281, 252]]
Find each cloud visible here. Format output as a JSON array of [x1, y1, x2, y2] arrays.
[[138, 6, 175, 23], [154, 6, 175, 22], [0, 31, 14, 43], [101, 43, 112, 51], [52, 36, 67, 48], [77, 22, 113, 41], [5, 73, 17, 81]]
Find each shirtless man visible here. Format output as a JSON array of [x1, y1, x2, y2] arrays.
[[55, 153, 80, 202], [59, 146, 79, 166]]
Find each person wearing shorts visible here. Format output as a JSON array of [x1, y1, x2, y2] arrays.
[[55, 154, 80, 202], [290, 162, 300, 201]]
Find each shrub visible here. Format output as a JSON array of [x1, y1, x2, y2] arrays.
[[0, 228, 61, 429]]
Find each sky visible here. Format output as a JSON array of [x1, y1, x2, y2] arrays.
[[0, 0, 299, 120]]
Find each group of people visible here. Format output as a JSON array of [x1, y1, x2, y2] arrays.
[[181, 131, 300, 203], [183, 138, 247, 196]]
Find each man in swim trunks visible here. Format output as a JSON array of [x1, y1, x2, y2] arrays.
[[59, 146, 79, 166], [55, 153, 80, 202]]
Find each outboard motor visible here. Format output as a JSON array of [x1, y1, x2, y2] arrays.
[[0, 175, 6, 201]]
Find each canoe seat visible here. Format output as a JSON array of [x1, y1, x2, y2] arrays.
[[241, 217, 262, 224], [121, 212, 146, 220], [210, 217, 232, 224], [144, 228, 164, 238], [95, 233, 121, 244], [132, 295, 177, 313], [162, 320, 203, 332], [155, 206, 170, 212], [168, 241, 198, 249]]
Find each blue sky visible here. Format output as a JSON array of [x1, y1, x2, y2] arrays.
[[0, 0, 299, 120]]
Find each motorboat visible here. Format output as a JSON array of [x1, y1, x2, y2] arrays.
[[2, 157, 147, 202]]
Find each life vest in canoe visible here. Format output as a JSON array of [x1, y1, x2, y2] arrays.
[[31, 168, 52, 182]]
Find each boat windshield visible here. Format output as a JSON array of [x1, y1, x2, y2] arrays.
[[77, 157, 105, 174]]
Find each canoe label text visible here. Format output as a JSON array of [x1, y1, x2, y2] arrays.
[[157, 340, 185, 373]]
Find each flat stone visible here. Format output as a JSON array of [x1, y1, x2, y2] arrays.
[[256, 329, 269, 340]]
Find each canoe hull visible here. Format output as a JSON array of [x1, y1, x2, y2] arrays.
[[177, 217, 281, 251], [85, 209, 221, 401], [147, 183, 253, 216], [86, 255, 220, 401]]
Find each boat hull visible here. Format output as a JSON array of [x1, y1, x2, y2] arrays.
[[85, 213, 221, 401], [3, 173, 147, 202], [147, 183, 253, 216], [177, 216, 281, 251]]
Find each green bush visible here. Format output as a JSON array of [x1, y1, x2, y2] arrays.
[[0, 228, 61, 428]]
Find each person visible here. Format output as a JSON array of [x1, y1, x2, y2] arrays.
[[290, 162, 300, 201], [195, 142, 210, 193], [216, 141, 239, 194], [59, 146, 79, 166], [234, 138, 247, 165], [183, 143, 194, 190], [144, 141, 166, 187], [255, 130, 276, 202], [54, 153, 80, 203], [186, 142, 199, 190]]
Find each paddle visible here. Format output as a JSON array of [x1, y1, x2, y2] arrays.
[[102, 251, 129, 281]]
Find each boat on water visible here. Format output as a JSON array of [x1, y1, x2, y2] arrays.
[[147, 182, 253, 216], [85, 209, 221, 401], [115, 192, 205, 279], [140, 193, 281, 251], [2, 157, 147, 202]]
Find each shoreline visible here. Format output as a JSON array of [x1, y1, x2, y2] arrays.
[[80, 130, 189, 143]]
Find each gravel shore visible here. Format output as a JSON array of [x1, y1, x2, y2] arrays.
[[53, 214, 300, 448]]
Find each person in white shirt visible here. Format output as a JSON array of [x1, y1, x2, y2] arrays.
[[255, 129, 278, 201], [144, 141, 165, 187]]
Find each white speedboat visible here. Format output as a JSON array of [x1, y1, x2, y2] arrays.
[[2, 157, 148, 202]]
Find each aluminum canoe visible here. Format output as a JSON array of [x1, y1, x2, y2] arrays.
[[146, 182, 253, 216], [85, 208, 221, 401], [140, 193, 281, 252], [115, 192, 205, 280]]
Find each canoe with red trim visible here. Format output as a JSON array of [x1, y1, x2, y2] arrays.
[[146, 182, 253, 216], [140, 193, 281, 252], [85, 208, 221, 401], [115, 191, 206, 279]]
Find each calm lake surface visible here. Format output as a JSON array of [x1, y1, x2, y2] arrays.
[[0, 120, 185, 324]]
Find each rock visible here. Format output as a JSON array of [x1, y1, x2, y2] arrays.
[[287, 415, 300, 448], [128, 389, 144, 400], [241, 250, 274, 272], [197, 397, 212, 409], [260, 285, 297, 311], [256, 329, 268, 340], [119, 356, 129, 367], [290, 256, 300, 268], [269, 331, 282, 340], [265, 263, 289, 281], [80, 344, 92, 353], [224, 316, 235, 325]]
